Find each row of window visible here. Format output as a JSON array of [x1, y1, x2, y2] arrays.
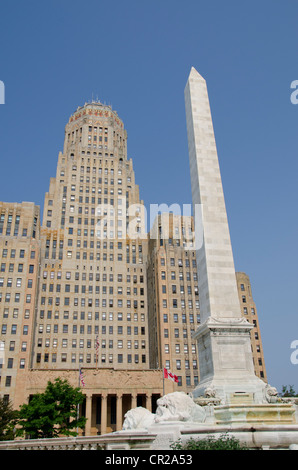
[[39, 297, 146, 308], [163, 313, 200, 323], [165, 344, 197, 355], [35, 353, 145, 365], [1, 323, 147, 337], [161, 257, 196, 267], [41, 284, 145, 295], [49, 251, 143, 262], [39, 311, 145, 322], [0, 278, 34, 288], [68, 165, 127, 175], [0, 263, 35, 273], [1, 249, 36, 259], [0, 214, 38, 237], [161, 284, 198, 295], [162, 299, 200, 309], [37, 337, 146, 349], [0, 293, 32, 303], [1, 308, 30, 319], [1, 324, 29, 335], [42, 271, 144, 283], [36, 324, 146, 335], [161, 270, 197, 281]]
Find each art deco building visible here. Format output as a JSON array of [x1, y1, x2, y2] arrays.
[[236, 272, 267, 381], [0, 202, 40, 405], [0, 101, 267, 435], [147, 214, 200, 391], [34, 101, 149, 372]]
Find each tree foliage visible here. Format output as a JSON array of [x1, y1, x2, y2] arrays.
[[0, 398, 18, 441], [16, 378, 86, 439], [281, 385, 298, 397]]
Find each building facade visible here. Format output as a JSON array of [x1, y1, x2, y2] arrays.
[[0, 102, 267, 435], [235, 272, 267, 382]]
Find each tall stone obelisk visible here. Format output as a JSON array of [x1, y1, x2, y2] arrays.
[[184, 67, 266, 404]]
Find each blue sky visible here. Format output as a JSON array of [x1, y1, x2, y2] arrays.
[[0, 0, 298, 392]]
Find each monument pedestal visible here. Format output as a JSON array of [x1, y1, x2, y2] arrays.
[[191, 317, 266, 404]]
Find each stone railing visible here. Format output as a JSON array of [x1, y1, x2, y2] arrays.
[[0, 431, 157, 450]]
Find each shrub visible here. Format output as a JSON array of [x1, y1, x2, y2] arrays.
[[170, 433, 247, 450]]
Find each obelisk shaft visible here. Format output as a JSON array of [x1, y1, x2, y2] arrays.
[[185, 67, 265, 403], [184, 67, 242, 324]]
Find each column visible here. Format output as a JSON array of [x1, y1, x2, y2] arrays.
[[101, 393, 107, 435], [85, 394, 92, 436], [146, 394, 152, 412], [131, 393, 137, 409], [116, 394, 123, 431]]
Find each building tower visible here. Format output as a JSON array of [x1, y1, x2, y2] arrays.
[[33, 101, 149, 372]]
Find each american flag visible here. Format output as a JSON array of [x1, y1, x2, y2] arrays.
[[79, 368, 85, 387], [163, 367, 178, 383], [95, 335, 99, 352]]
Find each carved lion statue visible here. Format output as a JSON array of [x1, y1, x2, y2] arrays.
[[122, 407, 155, 430], [264, 384, 278, 403], [154, 392, 206, 423]]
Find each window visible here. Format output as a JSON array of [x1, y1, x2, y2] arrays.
[[11, 325, 17, 334], [5, 376, 11, 387]]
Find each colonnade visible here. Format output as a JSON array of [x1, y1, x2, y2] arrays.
[[82, 392, 161, 435]]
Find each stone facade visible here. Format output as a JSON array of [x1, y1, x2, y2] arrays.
[[236, 272, 267, 382], [0, 202, 40, 405]]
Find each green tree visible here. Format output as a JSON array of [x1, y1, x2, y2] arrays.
[[17, 378, 86, 439], [0, 398, 18, 441], [281, 385, 298, 397]]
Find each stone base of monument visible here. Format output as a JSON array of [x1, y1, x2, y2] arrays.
[[214, 403, 296, 426], [191, 317, 268, 405], [115, 391, 298, 450]]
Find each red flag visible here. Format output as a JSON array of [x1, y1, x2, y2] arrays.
[[163, 367, 178, 383]]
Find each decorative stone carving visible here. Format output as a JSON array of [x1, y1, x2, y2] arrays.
[[122, 392, 206, 430], [191, 386, 222, 407], [155, 392, 206, 423], [205, 386, 216, 398], [123, 407, 155, 430], [264, 384, 278, 404]]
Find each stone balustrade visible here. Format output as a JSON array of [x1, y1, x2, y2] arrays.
[[0, 431, 157, 450]]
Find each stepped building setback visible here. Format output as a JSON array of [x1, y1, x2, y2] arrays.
[[0, 100, 266, 435]]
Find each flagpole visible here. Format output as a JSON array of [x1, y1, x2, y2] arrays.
[[95, 335, 99, 370], [162, 367, 165, 396], [77, 368, 80, 437]]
